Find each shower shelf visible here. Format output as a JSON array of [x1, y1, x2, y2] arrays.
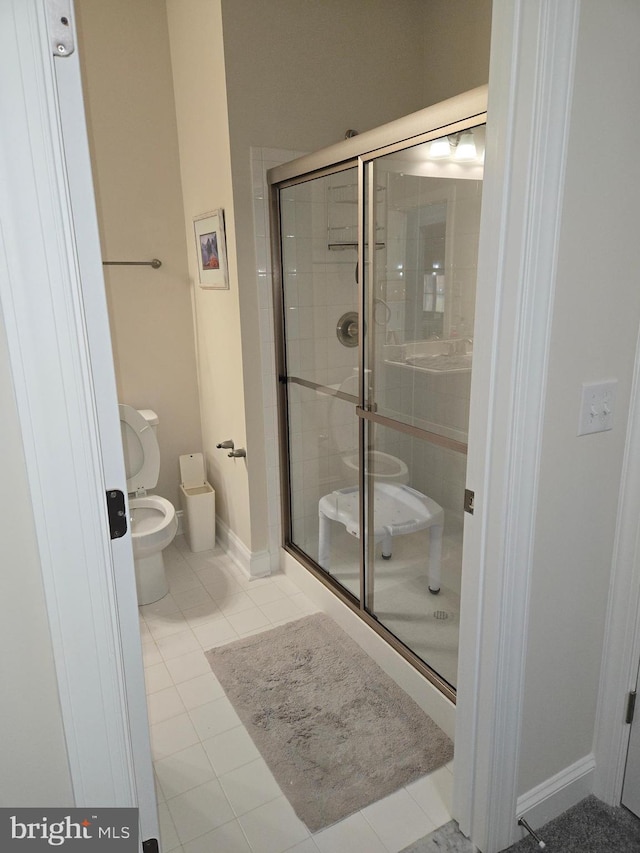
[[328, 241, 385, 251]]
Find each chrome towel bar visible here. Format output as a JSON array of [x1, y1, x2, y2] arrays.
[[102, 259, 162, 269]]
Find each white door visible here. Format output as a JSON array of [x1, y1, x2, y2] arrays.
[[622, 662, 640, 818], [0, 0, 158, 847]]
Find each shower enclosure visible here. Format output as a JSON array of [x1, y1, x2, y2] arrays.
[[269, 89, 487, 700]]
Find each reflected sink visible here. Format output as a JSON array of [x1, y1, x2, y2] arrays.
[[406, 353, 472, 372]]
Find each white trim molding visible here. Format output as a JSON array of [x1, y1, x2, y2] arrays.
[[516, 754, 596, 836], [216, 516, 271, 579], [454, 2, 580, 851], [0, 0, 139, 808]]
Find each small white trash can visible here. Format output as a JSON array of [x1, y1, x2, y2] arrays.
[[179, 452, 216, 552]]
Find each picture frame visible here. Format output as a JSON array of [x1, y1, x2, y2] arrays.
[[193, 209, 229, 289]]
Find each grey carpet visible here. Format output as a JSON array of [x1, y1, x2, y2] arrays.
[[501, 795, 640, 852], [400, 795, 640, 853], [205, 613, 453, 832]]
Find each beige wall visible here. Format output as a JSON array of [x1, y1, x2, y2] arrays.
[[166, 0, 252, 547], [422, 0, 492, 107], [217, 0, 491, 555], [76, 0, 202, 508], [0, 306, 74, 805], [518, 0, 640, 794]]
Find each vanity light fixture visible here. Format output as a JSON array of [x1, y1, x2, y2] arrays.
[[429, 136, 451, 159], [454, 131, 477, 161]]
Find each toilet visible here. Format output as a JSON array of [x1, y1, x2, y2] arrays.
[[119, 404, 177, 605], [329, 370, 409, 484]]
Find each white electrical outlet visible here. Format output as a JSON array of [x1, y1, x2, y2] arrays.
[[578, 380, 617, 436]]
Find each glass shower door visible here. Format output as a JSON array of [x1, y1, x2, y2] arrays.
[[272, 118, 486, 698], [278, 166, 362, 602], [361, 130, 484, 692]]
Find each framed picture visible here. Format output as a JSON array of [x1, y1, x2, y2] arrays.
[[193, 209, 229, 289]]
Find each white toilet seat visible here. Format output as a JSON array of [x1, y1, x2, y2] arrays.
[[119, 404, 160, 493], [342, 449, 409, 484], [129, 495, 177, 558]]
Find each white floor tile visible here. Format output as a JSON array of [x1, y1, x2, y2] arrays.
[[284, 840, 321, 853], [361, 788, 436, 852], [181, 600, 221, 628], [156, 629, 201, 661], [142, 641, 163, 669], [167, 568, 204, 593], [147, 613, 190, 641], [314, 812, 388, 853], [192, 616, 238, 649], [155, 743, 217, 799], [150, 713, 200, 760], [144, 662, 173, 695], [164, 650, 212, 684], [182, 819, 252, 853], [246, 583, 287, 606], [171, 586, 214, 613], [158, 801, 181, 852], [260, 597, 303, 624], [405, 767, 453, 829], [215, 590, 259, 616], [146, 686, 187, 725], [219, 758, 282, 817], [176, 672, 225, 709], [140, 593, 181, 620], [202, 726, 261, 776], [188, 696, 242, 741], [166, 779, 235, 845], [238, 796, 309, 853], [227, 606, 272, 635]]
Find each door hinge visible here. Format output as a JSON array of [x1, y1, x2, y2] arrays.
[[464, 488, 475, 515], [106, 490, 128, 540], [142, 840, 159, 853], [45, 0, 75, 57], [626, 690, 637, 725]]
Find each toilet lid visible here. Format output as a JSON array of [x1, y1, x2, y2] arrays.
[[119, 404, 160, 493]]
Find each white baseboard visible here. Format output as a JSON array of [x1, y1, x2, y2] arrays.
[[215, 516, 271, 580], [515, 753, 596, 836], [280, 549, 455, 739]]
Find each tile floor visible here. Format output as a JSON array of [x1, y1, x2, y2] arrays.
[[141, 535, 454, 853]]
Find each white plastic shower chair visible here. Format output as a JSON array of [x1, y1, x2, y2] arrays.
[[318, 482, 444, 594]]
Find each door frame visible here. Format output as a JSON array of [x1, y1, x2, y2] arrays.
[[1, 0, 586, 851], [453, 2, 580, 850], [0, 0, 157, 842]]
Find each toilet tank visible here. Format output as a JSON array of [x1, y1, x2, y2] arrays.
[[138, 408, 159, 436]]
